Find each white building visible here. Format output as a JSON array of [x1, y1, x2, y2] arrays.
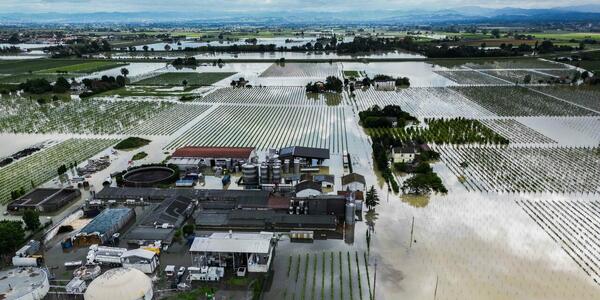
[[121, 249, 159, 274], [0, 267, 49, 300], [169, 146, 257, 171], [84, 267, 153, 300], [392, 144, 418, 164], [190, 232, 275, 273]]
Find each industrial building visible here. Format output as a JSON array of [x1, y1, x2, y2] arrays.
[[7, 188, 81, 213], [278, 146, 330, 167], [72, 208, 135, 247], [168, 146, 257, 171], [84, 267, 153, 300], [190, 232, 275, 273], [0, 267, 49, 300], [121, 249, 159, 274], [94, 187, 357, 233], [124, 195, 195, 245]]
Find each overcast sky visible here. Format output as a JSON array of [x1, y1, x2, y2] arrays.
[[0, 0, 598, 13]]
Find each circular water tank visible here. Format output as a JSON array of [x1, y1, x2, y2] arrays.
[[84, 268, 153, 300]]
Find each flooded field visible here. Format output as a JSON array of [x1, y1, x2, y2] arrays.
[[1, 57, 600, 299]]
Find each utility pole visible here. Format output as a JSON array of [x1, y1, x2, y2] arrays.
[[373, 258, 377, 300], [410, 216, 415, 248], [434, 274, 439, 300]]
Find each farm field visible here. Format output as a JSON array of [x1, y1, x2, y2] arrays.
[[196, 86, 346, 105], [133, 72, 236, 86], [264, 251, 372, 300], [0, 138, 117, 204], [0, 73, 64, 84], [452, 86, 598, 116], [365, 118, 508, 145], [35, 61, 127, 74], [481, 69, 561, 84], [436, 145, 600, 193], [517, 199, 600, 284], [350, 87, 494, 117], [260, 62, 341, 77], [479, 119, 557, 144], [430, 58, 569, 70], [433, 70, 507, 85], [126, 104, 211, 136], [165, 104, 348, 153], [0, 96, 172, 134], [0, 59, 93, 74], [518, 117, 600, 146], [531, 86, 600, 112]]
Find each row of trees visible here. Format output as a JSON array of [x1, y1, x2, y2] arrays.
[[305, 76, 344, 93], [45, 38, 111, 58], [80, 75, 126, 97], [359, 105, 418, 128]]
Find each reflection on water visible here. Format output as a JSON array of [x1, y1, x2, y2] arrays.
[[400, 194, 430, 208]]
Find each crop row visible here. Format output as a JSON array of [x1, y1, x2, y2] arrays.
[[127, 104, 211, 136], [350, 87, 495, 118], [434, 70, 507, 85], [436, 145, 600, 194], [0, 96, 173, 134], [259, 62, 341, 78], [517, 199, 600, 285], [479, 119, 557, 144], [278, 251, 371, 300], [452, 86, 598, 117], [195, 86, 347, 106], [531, 86, 600, 113], [0, 138, 118, 204], [165, 104, 348, 154]]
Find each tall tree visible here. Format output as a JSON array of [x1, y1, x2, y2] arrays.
[[120, 68, 129, 77], [365, 186, 380, 210], [23, 210, 41, 231], [0, 220, 24, 258]]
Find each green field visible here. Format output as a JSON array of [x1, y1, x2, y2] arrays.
[[0, 73, 64, 84], [0, 59, 91, 74], [133, 72, 236, 86], [343, 70, 361, 78], [35, 61, 127, 74], [528, 32, 600, 41]]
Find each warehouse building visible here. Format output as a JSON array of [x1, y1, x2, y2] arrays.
[[121, 249, 159, 274], [7, 188, 81, 213], [278, 146, 330, 167], [168, 146, 257, 171], [73, 208, 135, 247], [190, 232, 275, 273], [124, 195, 195, 245]]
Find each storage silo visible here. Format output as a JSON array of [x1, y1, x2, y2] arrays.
[[242, 164, 258, 185], [271, 163, 281, 184], [283, 159, 290, 173], [345, 203, 355, 224], [260, 163, 269, 184], [293, 159, 301, 174]]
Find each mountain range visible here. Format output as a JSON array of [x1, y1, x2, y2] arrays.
[[1, 5, 600, 25]]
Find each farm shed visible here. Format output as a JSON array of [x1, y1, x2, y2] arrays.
[[295, 180, 322, 197], [341, 173, 366, 192], [121, 249, 159, 274], [7, 188, 81, 213]]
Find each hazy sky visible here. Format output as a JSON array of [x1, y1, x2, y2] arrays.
[[0, 0, 598, 13]]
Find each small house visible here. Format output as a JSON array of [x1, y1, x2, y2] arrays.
[[341, 173, 366, 192], [392, 143, 418, 164], [121, 249, 159, 274]]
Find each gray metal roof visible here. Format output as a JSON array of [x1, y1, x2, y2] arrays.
[[279, 146, 330, 160], [190, 232, 274, 254]]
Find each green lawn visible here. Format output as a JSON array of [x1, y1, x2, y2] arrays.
[[35, 61, 127, 74], [133, 72, 236, 86], [343, 70, 361, 78]]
